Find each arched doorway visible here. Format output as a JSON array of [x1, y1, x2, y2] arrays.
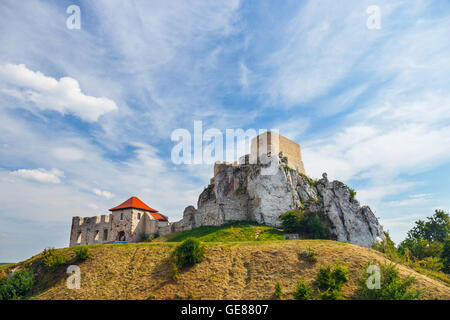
[[117, 231, 126, 241]]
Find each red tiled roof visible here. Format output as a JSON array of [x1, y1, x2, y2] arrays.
[[150, 212, 168, 221], [109, 197, 168, 221], [109, 196, 158, 212]]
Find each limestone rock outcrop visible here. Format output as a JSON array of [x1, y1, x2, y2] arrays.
[[172, 154, 385, 247]]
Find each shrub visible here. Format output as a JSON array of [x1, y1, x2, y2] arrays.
[[315, 263, 349, 291], [348, 187, 357, 200], [358, 262, 423, 300], [301, 247, 317, 263], [147, 233, 160, 242], [298, 213, 328, 239], [293, 277, 313, 300], [371, 232, 401, 262], [318, 288, 343, 300], [274, 279, 283, 298], [279, 210, 328, 239], [73, 246, 89, 261], [279, 210, 301, 233], [442, 238, 450, 274], [41, 247, 68, 269], [399, 238, 443, 261], [413, 256, 443, 272], [0, 270, 34, 300], [171, 238, 205, 279]]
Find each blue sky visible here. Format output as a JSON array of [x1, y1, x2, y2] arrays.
[[1, 0, 450, 262]]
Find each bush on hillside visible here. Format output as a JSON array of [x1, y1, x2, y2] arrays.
[[442, 238, 450, 274], [399, 238, 443, 261], [293, 277, 313, 300], [73, 246, 89, 261], [42, 247, 68, 269], [300, 247, 318, 263], [0, 269, 33, 300], [315, 263, 349, 292], [358, 262, 423, 300], [171, 238, 205, 279], [318, 288, 343, 300], [274, 279, 283, 298], [413, 256, 443, 272], [371, 232, 402, 262]]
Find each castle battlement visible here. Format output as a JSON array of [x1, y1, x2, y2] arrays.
[[250, 131, 305, 174], [69, 197, 170, 246]]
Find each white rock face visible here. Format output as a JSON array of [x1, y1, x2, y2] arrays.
[[172, 155, 385, 247]]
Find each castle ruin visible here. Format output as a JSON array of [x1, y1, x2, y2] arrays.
[[69, 196, 170, 246], [69, 132, 307, 245]]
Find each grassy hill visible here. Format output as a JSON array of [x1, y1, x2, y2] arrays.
[[1, 224, 449, 300], [162, 221, 285, 242]]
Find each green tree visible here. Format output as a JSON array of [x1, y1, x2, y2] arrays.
[[371, 232, 400, 262], [279, 210, 328, 239], [405, 210, 449, 243], [441, 238, 450, 274], [399, 238, 443, 260], [279, 210, 301, 233], [398, 210, 449, 261]]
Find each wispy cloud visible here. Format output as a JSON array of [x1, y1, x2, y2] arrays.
[[92, 188, 114, 200], [10, 168, 64, 184]]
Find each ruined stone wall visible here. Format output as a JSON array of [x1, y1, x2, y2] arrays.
[[69, 208, 169, 246], [70, 215, 113, 246]]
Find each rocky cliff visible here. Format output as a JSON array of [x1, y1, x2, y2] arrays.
[[172, 153, 385, 247]]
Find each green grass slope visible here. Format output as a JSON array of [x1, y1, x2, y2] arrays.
[[164, 222, 284, 242]]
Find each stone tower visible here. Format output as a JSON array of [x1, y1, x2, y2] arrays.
[[250, 131, 306, 174]]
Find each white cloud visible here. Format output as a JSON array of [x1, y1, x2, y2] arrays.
[[92, 188, 114, 200], [0, 64, 118, 122], [10, 168, 64, 184]]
